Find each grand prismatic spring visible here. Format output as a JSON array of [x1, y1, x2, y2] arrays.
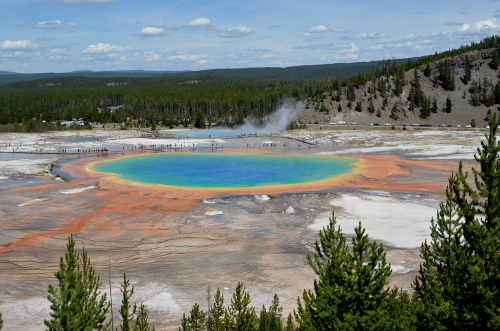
[[91, 153, 359, 188], [0, 128, 487, 331]]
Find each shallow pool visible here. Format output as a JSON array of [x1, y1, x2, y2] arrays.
[[92, 153, 359, 188]]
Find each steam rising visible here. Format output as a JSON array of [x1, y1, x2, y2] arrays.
[[235, 99, 304, 134]]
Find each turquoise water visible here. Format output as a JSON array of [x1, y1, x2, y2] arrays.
[[164, 129, 238, 137], [92, 153, 358, 188]]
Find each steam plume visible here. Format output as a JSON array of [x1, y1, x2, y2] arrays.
[[235, 99, 304, 134]]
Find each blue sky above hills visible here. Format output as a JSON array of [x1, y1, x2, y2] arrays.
[[1, 0, 500, 73]]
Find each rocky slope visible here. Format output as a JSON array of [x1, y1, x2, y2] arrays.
[[298, 48, 499, 128]]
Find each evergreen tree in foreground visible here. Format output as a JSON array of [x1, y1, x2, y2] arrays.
[[133, 304, 156, 331], [118, 273, 137, 331], [295, 213, 413, 330], [45, 235, 111, 331], [184, 283, 286, 331], [413, 114, 500, 330], [208, 288, 226, 331], [225, 282, 257, 331]]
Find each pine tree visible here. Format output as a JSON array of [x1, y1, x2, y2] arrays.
[[187, 303, 206, 331], [377, 77, 387, 95], [45, 235, 111, 331], [194, 110, 206, 129], [411, 69, 425, 108], [225, 282, 257, 331], [463, 60, 472, 85], [413, 115, 500, 330], [394, 67, 405, 96], [0, 312, 3, 330], [390, 102, 399, 120], [208, 288, 226, 331], [284, 314, 295, 331], [133, 304, 155, 331], [489, 50, 500, 70], [258, 306, 269, 331], [420, 96, 431, 119], [431, 96, 438, 113], [445, 95, 452, 113], [355, 101, 362, 112], [118, 273, 136, 331], [485, 109, 492, 122], [179, 314, 190, 331], [295, 212, 410, 330], [368, 99, 375, 114], [494, 82, 500, 104], [346, 84, 356, 102], [439, 60, 455, 91], [267, 294, 283, 331], [424, 63, 432, 77]]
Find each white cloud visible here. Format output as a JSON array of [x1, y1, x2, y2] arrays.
[[197, 60, 208, 64], [167, 52, 208, 61], [354, 32, 388, 39], [307, 25, 329, 33], [370, 44, 384, 50], [260, 54, 273, 59], [17, 21, 31, 27], [139, 27, 166, 37], [333, 28, 346, 33], [457, 18, 499, 34], [33, 20, 76, 29], [302, 32, 311, 37], [1, 40, 37, 49], [474, 19, 499, 31], [219, 26, 254, 38], [337, 43, 359, 53], [458, 23, 470, 32], [144, 52, 161, 61], [82, 43, 126, 53], [106, 28, 117, 32], [187, 18, 212, 28]]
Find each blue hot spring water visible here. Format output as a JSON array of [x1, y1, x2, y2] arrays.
[[92, 153, 359, 188]]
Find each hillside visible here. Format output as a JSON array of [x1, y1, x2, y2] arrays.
[[0, 70, 189, 86], [0, 59, 403, 86], [1, 36, 500, 131], [296, 48, 500, 128]]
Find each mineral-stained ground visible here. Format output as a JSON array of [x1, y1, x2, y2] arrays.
[[0, 127, 485, 330]]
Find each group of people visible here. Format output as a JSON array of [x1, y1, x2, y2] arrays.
[[133, 143, 196, 150], [78, 148, 109, 153]]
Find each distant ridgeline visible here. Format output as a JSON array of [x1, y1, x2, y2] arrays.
[[0, 35, 500, 131]]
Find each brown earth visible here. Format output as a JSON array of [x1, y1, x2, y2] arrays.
[[0, 129, 485, 330]]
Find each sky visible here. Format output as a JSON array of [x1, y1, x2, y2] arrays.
[[1, 0, 500, 73]]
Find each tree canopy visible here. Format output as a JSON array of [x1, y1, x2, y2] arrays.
[[413, 115, 500, 330]]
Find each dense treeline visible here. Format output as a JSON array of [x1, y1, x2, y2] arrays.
[[0, 77, 337, 128], [0, 60, 394, 86], [2, 35, 500, 131], [0, 70, 183, 86]]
